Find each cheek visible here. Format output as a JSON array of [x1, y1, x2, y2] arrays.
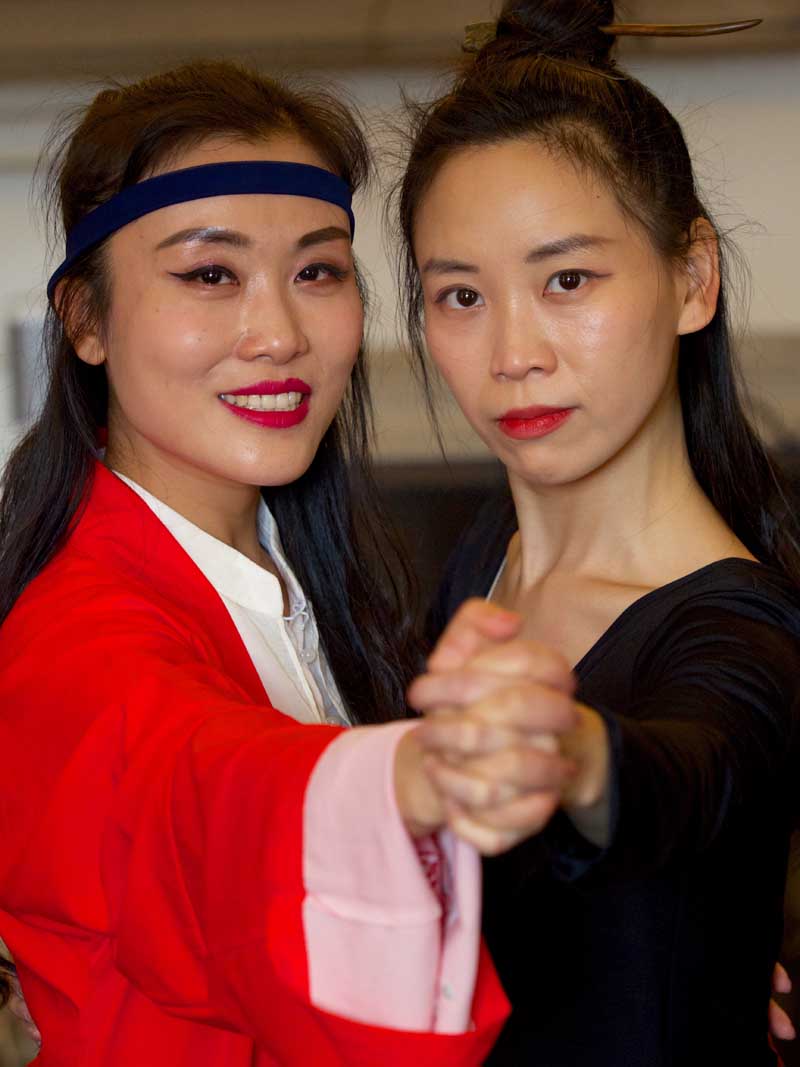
[[115, 303, 221, 386], [426, 314, 493, 408], [425, 316, 470, 379], [321, 294, 363, 378]]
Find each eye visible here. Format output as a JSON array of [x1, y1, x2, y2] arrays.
[[544, 270, 591, 294], [170, 265, 237, 287], [439, 287, 485, 310], [295, 262, 349, 284]]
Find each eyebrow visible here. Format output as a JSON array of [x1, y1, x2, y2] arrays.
[[156, 223, 351, 253], [156, 227, 252, 251], [295, 225, 351, 250], [421, 234, 612, 275], [525, 233, 611, 263], [421, 257, 479, 276]]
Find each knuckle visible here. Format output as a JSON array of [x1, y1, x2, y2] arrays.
[[461, 721, 483, 752]]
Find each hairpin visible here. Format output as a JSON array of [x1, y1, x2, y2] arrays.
[[601, 20, 762, 37], [462, 18, 762, 52]]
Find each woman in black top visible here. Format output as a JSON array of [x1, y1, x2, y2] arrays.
[[397, 1, 800, 1063]]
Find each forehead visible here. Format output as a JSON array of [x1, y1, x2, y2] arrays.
[[415, 139, 625, 244]]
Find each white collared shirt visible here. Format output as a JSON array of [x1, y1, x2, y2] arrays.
[[113, 472, 349, 729]]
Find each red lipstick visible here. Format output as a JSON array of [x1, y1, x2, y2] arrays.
[[225, 378, 311, 397], [498, 405, 574, 440], [219, 377, 312, 429]]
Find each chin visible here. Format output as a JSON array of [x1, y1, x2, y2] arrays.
[[251, 456, 319, 489]]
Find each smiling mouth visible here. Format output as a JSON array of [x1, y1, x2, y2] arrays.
[[218, 391, 305, 412]]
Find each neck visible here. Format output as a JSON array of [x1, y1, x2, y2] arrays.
[[506, 397, 735, 591], [105, 443, 264, 565]]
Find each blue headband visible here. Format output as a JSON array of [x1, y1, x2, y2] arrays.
[[47, 160, 355, 302]]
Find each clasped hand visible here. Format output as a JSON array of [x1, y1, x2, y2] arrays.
[[396, 598, 586, 855]]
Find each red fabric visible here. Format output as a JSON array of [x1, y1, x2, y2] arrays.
[[0, 463, 508, 1066]]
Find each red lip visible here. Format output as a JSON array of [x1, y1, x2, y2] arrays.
[[220, 396, 310, 429], [498, 406, 574, 440], [225, 377, 311, 396]]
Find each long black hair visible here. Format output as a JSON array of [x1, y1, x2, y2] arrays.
[[0, 956, 14, 1008], [0, 60, 421, 724], [396, 0, 800, 584]]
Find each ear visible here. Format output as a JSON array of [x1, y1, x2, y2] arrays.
[[74, 330, 107, 367], [677, 217, 720, 336], [54, 279, 107, 366]]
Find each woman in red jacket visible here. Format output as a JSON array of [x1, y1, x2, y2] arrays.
[[0, 61, 578, 1065]]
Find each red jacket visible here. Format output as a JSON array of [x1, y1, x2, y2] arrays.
[[0, 464, 508, 1066]]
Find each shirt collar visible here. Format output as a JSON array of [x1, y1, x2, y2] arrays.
[[113, 472, 298, 619]]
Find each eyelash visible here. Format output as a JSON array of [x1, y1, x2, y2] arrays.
[[435, 287, 484, 309], [435, 269, 600, 308], [170, 265, 237, 286], [295, 262, 350, 283], [169, 261, 350, 287], [544, 269, 598, 294]]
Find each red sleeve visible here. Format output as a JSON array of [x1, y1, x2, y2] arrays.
[[0, 592, 508, 1065]]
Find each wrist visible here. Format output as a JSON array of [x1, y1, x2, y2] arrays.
[[559, 703, 610, 812], [394, 727, 445, 838]]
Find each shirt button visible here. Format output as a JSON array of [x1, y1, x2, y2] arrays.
[[325, 715, 341, 726], [301, 648, 316, 663], [441, 982, 454, 1000]]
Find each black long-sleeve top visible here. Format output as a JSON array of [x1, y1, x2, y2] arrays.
[[428, 494, 800, 1066]]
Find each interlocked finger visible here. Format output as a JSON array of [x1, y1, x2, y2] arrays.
[[458, 788, 562, 836], [426, 746, 576, 809], [445, 790, 561, 855], [414, 683, 578, 747], [467, 639, 574, 695], [427, 598, 522, 673], [416, 713, 523, 757]]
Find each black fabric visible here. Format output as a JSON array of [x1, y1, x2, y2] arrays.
[[429, 496, 800, 1066]]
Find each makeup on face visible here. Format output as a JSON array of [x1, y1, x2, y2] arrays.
[[90, 135, 363, 496], [497, 406, 575, 440], [413, 138, 690, 488], [219, 377, 312, 428]]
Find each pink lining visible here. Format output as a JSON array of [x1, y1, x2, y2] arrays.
[[302, 721, 481, 1033]]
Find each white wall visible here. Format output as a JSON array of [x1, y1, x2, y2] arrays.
[[0, 54, 798, 463]]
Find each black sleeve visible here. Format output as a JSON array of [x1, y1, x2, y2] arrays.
[[591, 599, 800, 877]]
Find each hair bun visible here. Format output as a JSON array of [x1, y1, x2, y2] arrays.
[[495, 0, 617, 63]]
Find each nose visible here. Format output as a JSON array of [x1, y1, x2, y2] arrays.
[[490, 299, 557, 381], [233, 284, 309, 365]]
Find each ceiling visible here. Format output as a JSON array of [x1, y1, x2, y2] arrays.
[[0, 0, 796, 81]]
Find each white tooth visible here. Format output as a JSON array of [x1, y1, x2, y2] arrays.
[[223, 391, 308, 413]]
